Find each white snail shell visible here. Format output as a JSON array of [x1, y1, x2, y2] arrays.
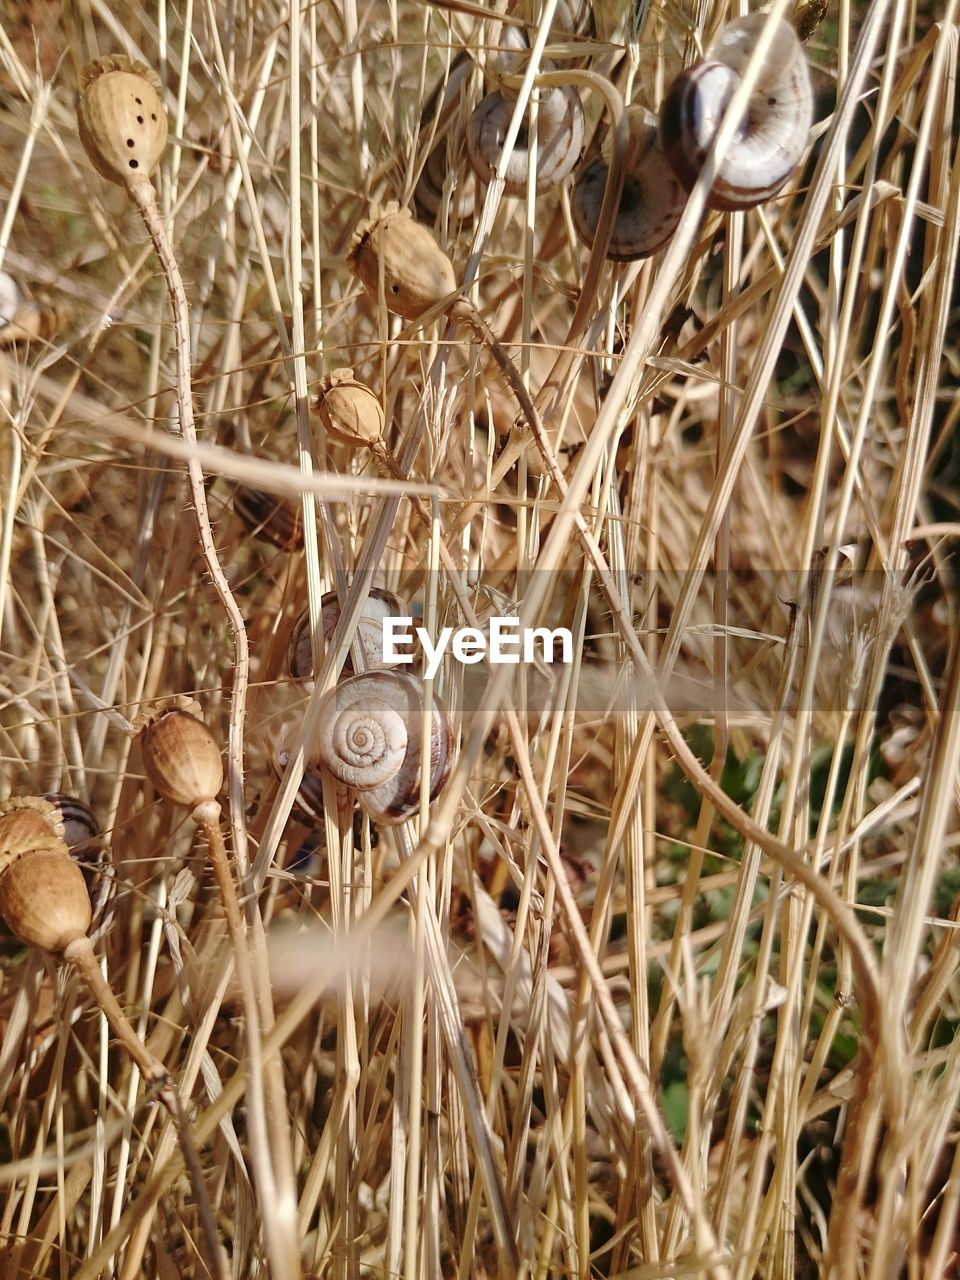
[[572, 108, 687, 261], [659, 14, 812, 212], [466, 33, 584, 197], [315, 671, 455, 824], [289, 587, 404, 681]]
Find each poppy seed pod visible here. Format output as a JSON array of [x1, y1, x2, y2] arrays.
[[137, 700, 224, 811], [77, 56, 168, 189], [348, 203, 458, 321], [0, 850, 92, 952], [0, 798, 67, 874], [314, 368, 385, 447]]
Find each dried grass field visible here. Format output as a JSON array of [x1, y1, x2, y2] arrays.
[[0, 0, 959, 1276]]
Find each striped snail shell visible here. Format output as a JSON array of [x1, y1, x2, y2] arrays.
[[233, 486, 304, 551], [273, 750, 328, 829], [414, 54, 479, 221], [315, 671, 455, 824], [659, 14, 812, 211], [572, 107, 687, 261], [289, 587, 405, 681], [43, 793, 112, 920], [43, 793, 100, 855], [467, 80, 584, 195]]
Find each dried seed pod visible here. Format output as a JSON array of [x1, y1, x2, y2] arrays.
[[315, 671, 455, 824], [77, 56, 168, 190], [348, 203, 458, 321], [136, 699, 224, 811], [0, 798, 66, 872], [659, 14, 812, 211], [573, 108, 686, 260], [233, 486, 304, 550], [289, 587, 405, 680], [314, 369, 385, 447], [466, 76, 584, 195], [0, 849, 92, 952]]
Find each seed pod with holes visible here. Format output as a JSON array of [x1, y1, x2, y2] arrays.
[[77, 56, 168, 190], [233, 486, 304, 551], [659, 14, 812, 211], [289, 587, 406, 681], [348, 203, 458, 321], [315, 671, 455, 824], [136, 699, 224, 811], [0, 850, 92, 952], [314, 369, 385, 448]]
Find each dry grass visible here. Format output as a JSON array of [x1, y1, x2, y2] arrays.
[[1, 0, 959, 1276]]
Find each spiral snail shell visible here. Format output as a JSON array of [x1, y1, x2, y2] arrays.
[[315, 671, 455, 824], [466, 75, 585, 195], [414, 54, 479, 221], [572, 108, 687, 261], [288, 587, 405, 681], [43, 793, 99, 854], [233, 486, 304, 551], [659, 14, 812, 212]]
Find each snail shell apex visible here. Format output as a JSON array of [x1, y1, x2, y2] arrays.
[[43, 794, 100, 853], [573, 109, 686, 261], [315, 671, 455, 824], [659, 14, 812, 212]]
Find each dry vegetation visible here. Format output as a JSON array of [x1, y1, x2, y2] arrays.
[[1, 0, 959, 1276]]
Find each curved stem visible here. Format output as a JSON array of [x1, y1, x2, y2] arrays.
[[128, 181, 250, 879], [63, 935, 229, 1280]]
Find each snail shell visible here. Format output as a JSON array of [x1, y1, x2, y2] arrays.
[[315, 671, 455, 824], [572, 108, 687, 261], [273, 750, 328, 828], [466, 76, 585, 195], [233, 486, 304, 551], [659, 14, 812, 212], [43, 793, 99, 854], [414, 54, 479, 221], [289, 587, 405, 681], [42, 793, 112, 920]]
